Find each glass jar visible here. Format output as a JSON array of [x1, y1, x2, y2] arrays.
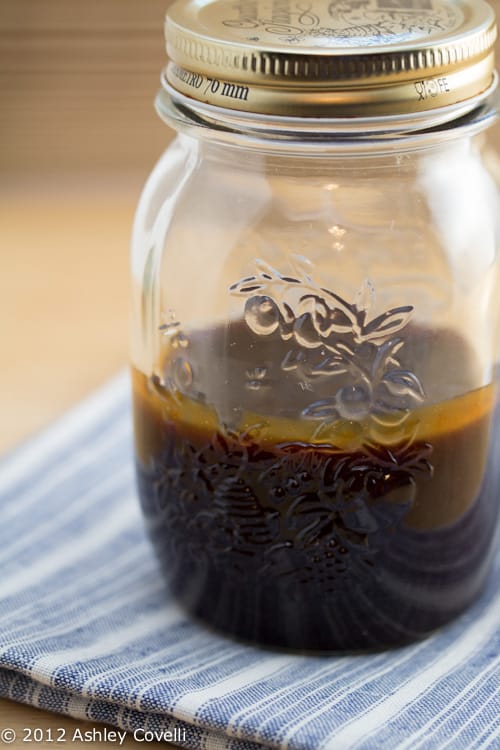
[[131, 0, 500, 650]]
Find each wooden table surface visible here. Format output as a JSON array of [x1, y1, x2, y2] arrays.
[[0, 173, 175, 747]]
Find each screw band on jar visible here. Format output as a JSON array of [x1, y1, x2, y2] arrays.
[[164, 0, 497, 118], [165, 53, 496, 117]]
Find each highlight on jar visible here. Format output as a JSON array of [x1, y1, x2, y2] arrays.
[[131, 0, 500, 651]]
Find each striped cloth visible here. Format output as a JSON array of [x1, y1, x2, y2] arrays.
[[0, 373, 499, 750]]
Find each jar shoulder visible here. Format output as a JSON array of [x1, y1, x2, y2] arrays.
[[131, 135, 198, 280]]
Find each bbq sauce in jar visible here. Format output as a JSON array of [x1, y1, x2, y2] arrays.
[[133, 320, 499, 650]]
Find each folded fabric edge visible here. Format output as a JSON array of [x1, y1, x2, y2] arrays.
[[0, 666, 267, 750]]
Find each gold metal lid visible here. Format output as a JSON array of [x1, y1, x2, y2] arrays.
[[164, 0, 497, 117]]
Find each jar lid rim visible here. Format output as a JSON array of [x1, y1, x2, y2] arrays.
[[165, 0, 497, 118]]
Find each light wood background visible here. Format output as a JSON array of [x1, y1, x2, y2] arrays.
[[0, 0, 170, 173], [1, 0, 500, 745], [1, 0, 175, 743]]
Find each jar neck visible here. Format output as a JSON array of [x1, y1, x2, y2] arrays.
[[156, 79, 500, 157]]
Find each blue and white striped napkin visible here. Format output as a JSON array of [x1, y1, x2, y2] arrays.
[[0, 373, 499, 749]]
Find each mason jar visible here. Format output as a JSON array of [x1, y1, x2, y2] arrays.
[[131, 0, 500, 650]]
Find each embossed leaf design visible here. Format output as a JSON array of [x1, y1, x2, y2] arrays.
[[230, 261, 427, 440], [229, 275, 263, 295], [285, 495, 332, 544], [370, 409, 411, 430], [289, 254, 315, 282], [295, 517, 332, 548], [362, 306, 414, 341], [297, 295, 328, 326], [293, 312, 331, 349], [321, 286, 356, 314], [371, 337, 405, 378], [302, 399, 338, 420], [276, 445, 335, 486], [229, 260, 281, 296], [281, 348, 307, 372], [381, 370, 425, 401], [254, 259, 281, 279], [361, 439, 434, 478], [310, 355, 348, 376], [389, 423, 421, 453], [398, 442, 434, 478], [297, 294, 357, 339]]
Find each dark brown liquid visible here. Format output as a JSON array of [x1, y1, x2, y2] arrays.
[[133, 322, 500, 650]]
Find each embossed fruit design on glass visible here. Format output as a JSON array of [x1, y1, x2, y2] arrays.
[[131, 0, 500, 649]]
